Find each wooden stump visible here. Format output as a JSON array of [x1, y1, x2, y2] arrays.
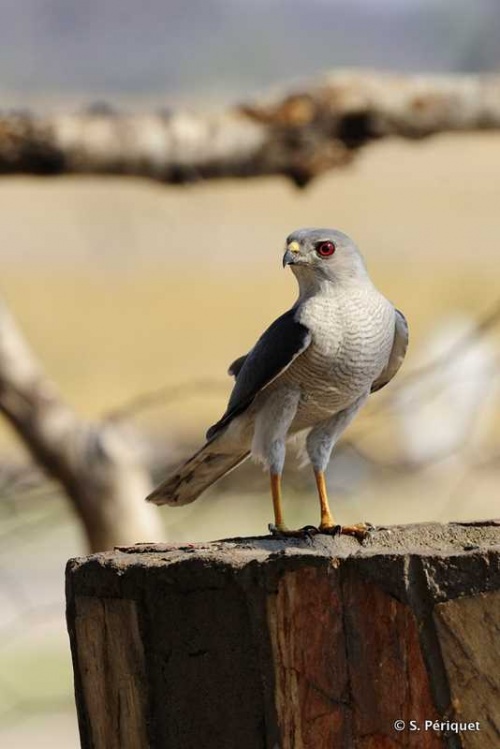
[[66, 521, 500, 749]]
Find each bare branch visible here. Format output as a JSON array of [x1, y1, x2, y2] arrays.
[[0, 299, 163, 551], [2, 71, 500, 186]]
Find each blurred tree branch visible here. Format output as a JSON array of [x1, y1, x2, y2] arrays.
[[0, 298, 163, 551], [1, 71, 500, 187]]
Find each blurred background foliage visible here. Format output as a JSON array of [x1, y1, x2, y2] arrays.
[[0, 1, 500, 747]]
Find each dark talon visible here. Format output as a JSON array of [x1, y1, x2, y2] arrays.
[[299, 525, 319, 536], [320, 524, 342, 536]]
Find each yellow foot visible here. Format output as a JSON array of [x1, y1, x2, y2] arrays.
[[319, 522, 373, 541]]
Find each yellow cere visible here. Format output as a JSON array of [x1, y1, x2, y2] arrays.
[[287, 241, 300, 253]]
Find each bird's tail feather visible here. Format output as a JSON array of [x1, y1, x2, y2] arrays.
[[146, 441, 250, 507]]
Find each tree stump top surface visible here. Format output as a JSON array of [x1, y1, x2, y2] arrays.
[[67, 520, 500, 606], [70, 519, 500, 565]]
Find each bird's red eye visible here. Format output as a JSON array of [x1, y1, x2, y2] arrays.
[[316, 241, 336, 257]]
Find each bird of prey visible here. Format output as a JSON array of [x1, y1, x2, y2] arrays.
[[147, 228, 408, 537]]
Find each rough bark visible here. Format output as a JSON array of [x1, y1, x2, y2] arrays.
[[0, 299, 163, 551], [2, 71, 500, 186], [66, 521, 500, 748]]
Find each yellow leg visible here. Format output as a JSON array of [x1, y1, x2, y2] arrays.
[[270, 473, 288, 532], [315, 469, 371, 539], [314, 470, 336, 529]]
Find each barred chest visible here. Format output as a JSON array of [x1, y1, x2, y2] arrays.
[[291, 287, 396, 414]]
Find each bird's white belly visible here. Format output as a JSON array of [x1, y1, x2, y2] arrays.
[[284, 291, 395, 427]]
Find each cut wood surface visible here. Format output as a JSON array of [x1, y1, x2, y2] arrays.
[[3, 71, 500, 186], [66, 521, 500, 748]]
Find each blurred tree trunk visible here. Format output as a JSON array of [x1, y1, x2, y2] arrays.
[[0, 299, 163, 552], [0, 71, 500, 187]]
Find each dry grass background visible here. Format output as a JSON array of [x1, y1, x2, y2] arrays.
[[1, 133, 499, 747]]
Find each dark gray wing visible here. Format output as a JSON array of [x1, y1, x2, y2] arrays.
[[228, 354, 248, 379], [371, 309, 409, 393], [207, 309, 311, 440]]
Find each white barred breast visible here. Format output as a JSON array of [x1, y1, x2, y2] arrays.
[[283, 283, 395, 427]]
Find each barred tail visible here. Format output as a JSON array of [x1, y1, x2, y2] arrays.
[[146, 440, 250, 507]]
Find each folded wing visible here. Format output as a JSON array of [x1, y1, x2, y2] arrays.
[[207, 309, 311, 440], [371, 308, 409, 393]]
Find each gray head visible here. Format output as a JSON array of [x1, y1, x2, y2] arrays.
[[282, 228, 367, 287]]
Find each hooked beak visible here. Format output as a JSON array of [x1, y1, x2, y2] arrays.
[[282, 241, 300, 268]]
